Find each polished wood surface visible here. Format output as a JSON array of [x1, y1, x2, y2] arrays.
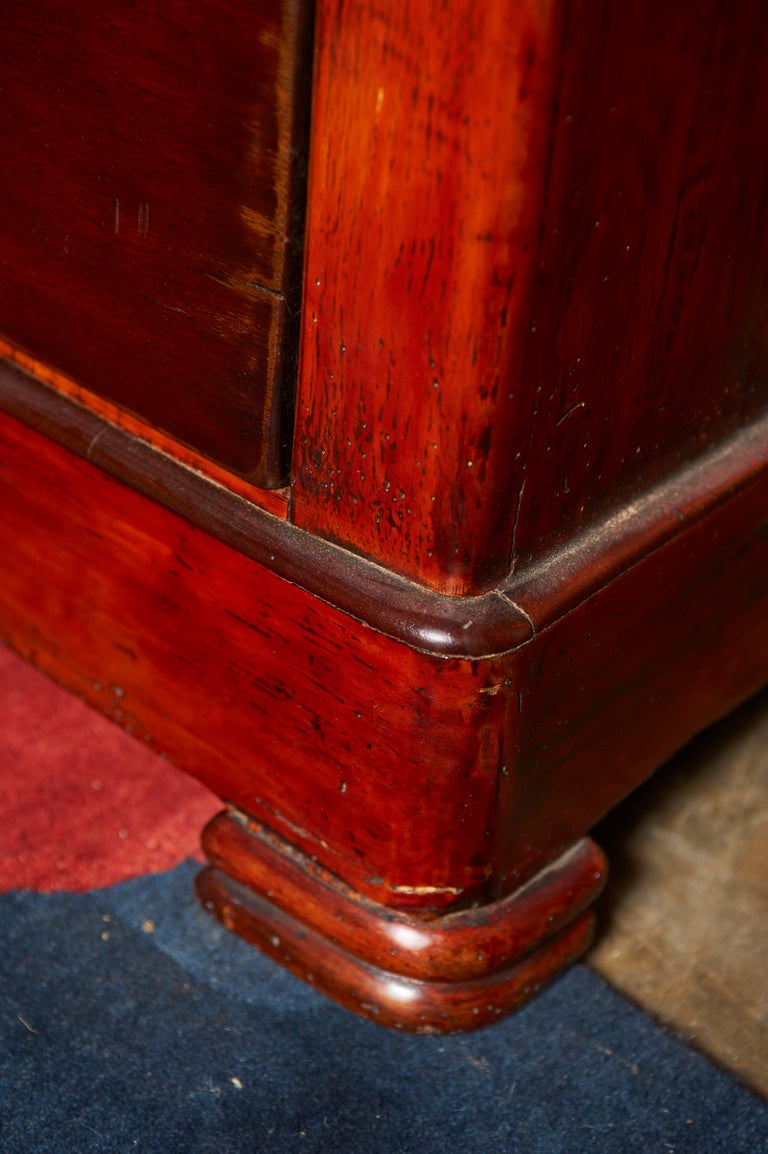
[[0, 411, 522, 912], [200, 812, 606, 983], [292, 0, 768, 592], [496, 433, 768, 890], [508, 0, 768, 570], [0, 0, 311, 484], [2, 399, 766, 904], [0, 360, 528, 661], [197, 871, 596, 1034], [1, 0, 767, 1030], [292, 0, 560, 593], [198, 819, 605, 1033], [2, 395, 766, 1024], [0, 341, 291, 519]]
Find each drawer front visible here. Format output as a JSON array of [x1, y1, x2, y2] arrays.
[[0, 0, 310, 485]]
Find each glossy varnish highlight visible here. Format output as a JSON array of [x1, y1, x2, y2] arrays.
[[292, 0, 768, 591], [292, 0, 562, 592]]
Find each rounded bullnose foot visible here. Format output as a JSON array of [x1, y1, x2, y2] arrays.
[[196, 811, 607, 1033], [197, 865, 596, 1032]]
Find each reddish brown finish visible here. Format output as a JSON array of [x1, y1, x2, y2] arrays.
[[197, 872, 595, 1035], [0, 341, 290, 519], [495, 433, 768, 891], [2, 0, 768, 1032], [508, 0, 768, 569], [292, 0, 768, 592], [0, 0, 311, 484], [0, 411, 521, 912], [0, 359, 531, 662], [1, 399, 767, 1023], [196, 842, 601, 1034], [292, 0, 562, 593], [201, 811, 606, 982], [2, 399, 767, 912]]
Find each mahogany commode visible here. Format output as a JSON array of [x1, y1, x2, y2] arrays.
[[1, 0, 767, 1032]]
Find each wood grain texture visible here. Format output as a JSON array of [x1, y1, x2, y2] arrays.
[[201, 811, 606, 982], [507, 0, 768, 570], [1, 405, 766, 915], [2, 0, 768, 1032], [291, 0, 562, 593], [0, 410, 520, 912], [0, 361, 530, 660], [1, 397, 766, 1022], [0, 0, 311, 484], [292, 0, 768, 592], [494, 454, 768, 892], [196, 845, 601, 1033], [0, 342, 290, 519]]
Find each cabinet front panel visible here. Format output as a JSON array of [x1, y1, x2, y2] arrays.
[[0, 0, 309, 484]]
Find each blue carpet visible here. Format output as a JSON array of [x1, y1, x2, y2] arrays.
[[1, 861, 766, 1153]]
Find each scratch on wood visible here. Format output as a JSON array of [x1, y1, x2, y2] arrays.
[[390, 883, 464, 895], [509, 476, 526, 574], [86, 427, 107, 461], [556, 400, 586, 426], [497, 589, 536, 635]]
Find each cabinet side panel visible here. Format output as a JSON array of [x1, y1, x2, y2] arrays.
[[505, 0, 768, 565], [493, 464, 768, 891], [294, 0, 768, 585], [291, 0, 562, 593]]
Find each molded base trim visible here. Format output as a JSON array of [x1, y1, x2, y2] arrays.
[[197, 810, 607, 1032]]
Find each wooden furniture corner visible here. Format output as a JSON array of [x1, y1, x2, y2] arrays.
[[1, 0, 767, 1032]]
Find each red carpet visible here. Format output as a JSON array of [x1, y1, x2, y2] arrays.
[[0, 644, 219, 891]]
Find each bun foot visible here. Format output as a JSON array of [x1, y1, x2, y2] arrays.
[[196, 810, 607, 1034]]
